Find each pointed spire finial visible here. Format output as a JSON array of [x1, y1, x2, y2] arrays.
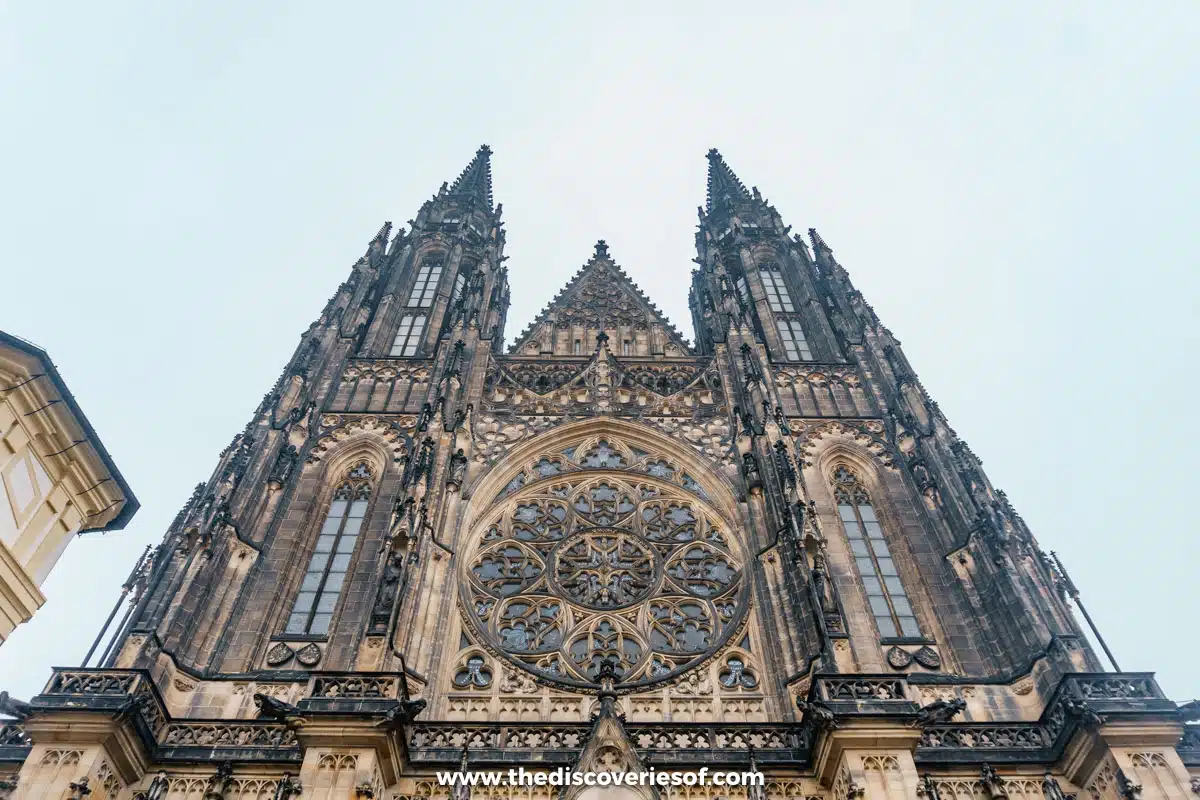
[[447, 144, 494, 209], [706, 147, 751, 212]]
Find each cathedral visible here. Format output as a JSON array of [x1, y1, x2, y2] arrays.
[[0, 146, 1194, 799]]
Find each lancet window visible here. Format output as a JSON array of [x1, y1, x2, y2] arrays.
[[758, 263, 795, 312], [777, 319, 813, 361], [832, 466, 921, 639], [390, 314, 426, 357], [285, 462, 373, 636], [407, 257, 444, 307]]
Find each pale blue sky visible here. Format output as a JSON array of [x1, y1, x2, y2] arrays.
[[1, 3, 1196, 701]]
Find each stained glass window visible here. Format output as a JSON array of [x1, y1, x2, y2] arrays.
[[407, 258, 443, 307], [833, 466, 921, 639], [777, 319, 813, 361], [759, 264, 795, 312], [390, 314, 426, 357], [286, 465, 372, 636]]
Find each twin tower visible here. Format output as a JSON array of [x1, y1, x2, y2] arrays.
[[2, 147, 1194, 800]]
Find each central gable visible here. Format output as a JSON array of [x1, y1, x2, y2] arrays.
[[509, 241, 692, 356]]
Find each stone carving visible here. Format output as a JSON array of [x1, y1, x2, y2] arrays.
[[980, 763, 1007, 799], [819, 677, 906, 701], [796, 698, 838, 730], [886, 645, 913, 669], [465, 471, 745, 689], [254, 693, 301, 722], [274, 773, 303, 799], [914, 698, 967, 727], [161, 723, 298, 748], [265, 642, 295, 667], [311, 676, 398, 699], [307, 415, 411, 464], [914, 645, 942, 669], [295, 643, 322, 667], [0, 693, 31, 720]]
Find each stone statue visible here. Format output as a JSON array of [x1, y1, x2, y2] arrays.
[[980, 763, 1007, 800], [144, 772, 169, 800], [273, 773, 302, 800], [1041, 773, 1069, 800], [448, 448, 468, 487]]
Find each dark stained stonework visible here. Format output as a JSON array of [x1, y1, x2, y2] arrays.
[[1, 147, 1193, 797]]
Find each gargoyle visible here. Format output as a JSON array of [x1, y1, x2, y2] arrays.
[[1062, 696, 1105, 728], [1177, 699, 1200, 723], [913, 698, 967, 728], [375, 698, 428, 729], [254, 693, 302, 723], [112, 692, 152, 721], [375, 652, 427, 727], [796, 697, 838, 730], [0, 691, 33, 720]]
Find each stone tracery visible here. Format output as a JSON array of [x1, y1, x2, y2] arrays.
[[463, 432, 747, 689]]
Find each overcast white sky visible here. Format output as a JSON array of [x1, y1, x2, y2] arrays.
[[1, 3, 1197, 702]]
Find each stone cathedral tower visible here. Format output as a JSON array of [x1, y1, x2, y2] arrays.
[[1, 148, 1194, 800]]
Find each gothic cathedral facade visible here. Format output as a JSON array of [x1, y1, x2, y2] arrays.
[[2, 148, 1195, 799]]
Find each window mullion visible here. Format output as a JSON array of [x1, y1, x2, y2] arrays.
[[306, 503, 350, 633], [857, 503, 902, 636]]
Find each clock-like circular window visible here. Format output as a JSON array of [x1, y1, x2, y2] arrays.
[[463, 450, 746, 690]]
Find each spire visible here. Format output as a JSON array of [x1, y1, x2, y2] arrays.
[[705, 148, 751, 212], [446, 144, 494, 209]]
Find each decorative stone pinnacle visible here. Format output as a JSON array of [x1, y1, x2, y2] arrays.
[[594, 240, 609, 258]]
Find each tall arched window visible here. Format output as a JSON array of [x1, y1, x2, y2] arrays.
[[758, 263, 794, 312], [832, 466, 921, 639], [451, 271, 468, 305], [776, 319, 813, 361], [390, 314, 426, 356], [407, 256, 444, 307], [286, 462, 373, 636]]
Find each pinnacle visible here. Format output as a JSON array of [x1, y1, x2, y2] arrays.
[[705, 147, 751, 213], [447, 144, 494, 209]]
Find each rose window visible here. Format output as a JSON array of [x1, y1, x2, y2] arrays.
[[552, 530, 656, 609], [465, 469, 746, 689]]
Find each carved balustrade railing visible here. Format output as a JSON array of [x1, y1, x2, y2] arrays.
[[4, 667, 1186, 771], [407, 722, 809, 766], [915, 672, 1174, 766], [1178, 725, 1200, 766], [25, 668, 301, 764]]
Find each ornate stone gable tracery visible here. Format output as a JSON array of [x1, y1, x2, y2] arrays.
[[508, 242, 692, 355]]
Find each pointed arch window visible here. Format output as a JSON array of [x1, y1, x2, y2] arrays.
[[286, 463, 374, 636], [735, 276, 751, 308], [833, 466, 921, 639], [407, 257, 444, 307], [777, 319, 813, 361], [758, 264, 795, 312], [390, 314, 426, 356], [451, 271, 468, 305]]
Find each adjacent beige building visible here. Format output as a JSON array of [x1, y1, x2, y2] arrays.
[[0, 330, 137, 643]]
